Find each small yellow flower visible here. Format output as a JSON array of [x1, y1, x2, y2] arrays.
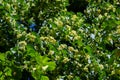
[[48, 36, 56, 43], [18, 41, 27, 51], [113, 8, 116, 12], [63, 57, 70, 63], [34, 46, 38, 50], [107, 15, 111, 19], [17, 34, 22, 39], [77, 63, 82, 67], [68, 46, 74, 52], [32, 68, 36, 71], [42, 65, 48, 71], [104, 13, 108, 16], [73, 36, 81, 41], [18, 41, 27, 46], [54, 19, 63, 27], [58, 44, 67, 50], [67, 75, 73, 79], [48, 50, 54, 55], [99, 64, 104, 70], [6, 3, 11, 9], [85, 54, 90, 59], [71, 15, 78, 21], [70, 30, 77, 36], [83, 67, 88, 72], [27, 33, 36, 42], [66, 25, 71, 30], [117, 25, 120, 29], [74, 49, 79, 53], [98, 14, 103, 19], [111, 70, 115, 75], [55, 56, 60, 60], [97, 9, 101, 13], [116, 29, 120, 34], [40, 36, 45, 40]]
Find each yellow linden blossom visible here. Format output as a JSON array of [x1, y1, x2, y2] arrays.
[[48, 36, 56, 44], [58, 44, 67, 50], [104, 13, 108, 17], [67, 75, 73, 79], [48, 50, 54, 55], [6, 3, 11, 9], [63, 57, 70, 63], [77, 63, 82, 67], [55, 56, 60, 60], [113, 7, 116, 12], [68, 46, 74, 52], [42, 65, 48, 71], [18, 41, 27, 51], [116, 29, 120, 34], [111, 70, 115, 75], [17, 34, 22, 39], [83, 67, 88, 72], [40, 36, 56, 44], [117, 25, 120, 29], [99, 64, 104, 70], [73, 36, 81, 41], [22, 31, 27, 35], [116, 25, 120, 34], [54, 19, 63, 27], [74, 49, 79, 53], [98, 14, 103, 19], [32, 68, 36, 71], [40, 36, 46, 40], [34, 46, 38, 50], [65, 35, 70, 40], [107, 4, 116, 12], [26, 33, 36, 42], [66, 25, 71, 31], [70, 30, 77, 36], [18, 41, 27, 46], [85, 54, 90, 59], [97, 9, 101, 13], [71, 15, 78, 21]]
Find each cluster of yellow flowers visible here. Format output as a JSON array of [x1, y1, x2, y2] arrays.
[[99, 64, 104, 70], [67, 75, 73, 80], [54, 18, 63, 27], [68, 46, 79, 53], [106, 4, 116, 12], [17, 34, 22, 39], [17, 31, 27, 39], [62, 57, 70, 63], [66, 30, 81, 41], [66, 25, 71, 31], [42, 65, 48, 71], [57, 44, 79, 54], [48, 50, 54, 55], [83, 66, 89, 72], [71, 15, 78, 21], [116, 25, 120, 34], [68, 46, 74, 52], [18, 41, 27, 51], [58, 44, 67, 50], [85, 54, 90, 60], [40, 36, 56, 44], [26, 33, 36, 42]]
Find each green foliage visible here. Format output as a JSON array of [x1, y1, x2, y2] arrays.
[[0, 0, 120, 80]]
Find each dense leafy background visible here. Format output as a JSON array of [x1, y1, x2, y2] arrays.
[[0, 0, 120, 80]]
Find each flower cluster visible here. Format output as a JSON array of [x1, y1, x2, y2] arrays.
[[18, 41, 27, 51], [26, 33, 36, 42], [40, 36, 56, 44]]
